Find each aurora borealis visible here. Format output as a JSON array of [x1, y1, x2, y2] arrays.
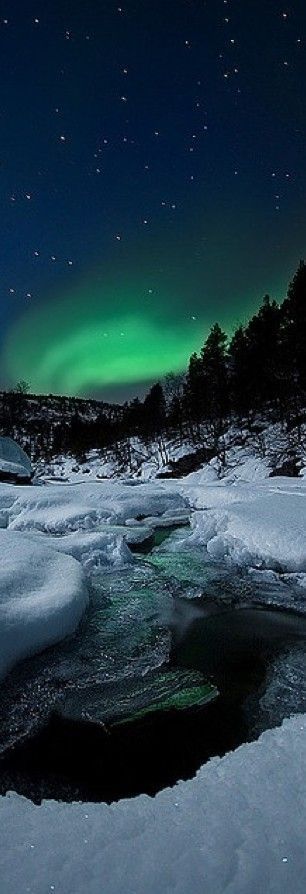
[[1, 1, 306, 399], [5, 283, 206, 397]]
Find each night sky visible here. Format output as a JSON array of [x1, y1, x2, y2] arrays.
[[1, 0, 306, 401]]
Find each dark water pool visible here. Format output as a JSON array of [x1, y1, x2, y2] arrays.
[[1, 539, 306, 803]]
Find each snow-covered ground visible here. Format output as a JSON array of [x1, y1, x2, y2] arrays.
[[33, 418, 306, 484], [178, 473, 306, 582], [2, 443, 306, 891], [1, 714, 306, 894]]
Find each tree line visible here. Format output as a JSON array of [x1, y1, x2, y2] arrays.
[[121, 259, 306, 449], [1, 260, 306, 465]]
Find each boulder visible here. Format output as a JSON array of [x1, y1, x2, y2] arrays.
[[0, 436, 32, 483]]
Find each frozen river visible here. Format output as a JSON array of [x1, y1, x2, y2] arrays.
[[1, 527, 306, 803]]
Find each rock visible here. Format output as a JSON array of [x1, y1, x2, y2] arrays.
[[0, 437, 32, 483]]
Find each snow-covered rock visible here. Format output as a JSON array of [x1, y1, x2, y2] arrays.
[[0, 437, 32, 483], [0, 530, 88, 679]]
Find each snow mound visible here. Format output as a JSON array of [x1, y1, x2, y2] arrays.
[[0, 530, 88, 679], [180, 478, 306, 572], [1, 714, 306, 893], [0, 437, 32, 482], [1, 481, 187, 535], [26, 528, 133, 574]]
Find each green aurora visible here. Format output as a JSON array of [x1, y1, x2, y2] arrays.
[[4, 282, 207, 398]]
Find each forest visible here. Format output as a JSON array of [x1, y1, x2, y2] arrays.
[[1, 261, 306, 466]]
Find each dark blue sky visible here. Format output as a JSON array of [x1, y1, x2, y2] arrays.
[[1, 0, 306, 399]]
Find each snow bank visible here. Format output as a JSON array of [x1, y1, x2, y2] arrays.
[[178, 477, 306, 572], [26, 528, 133, 574], [1, 714, 306, 893], [3, 474, 306, 575], [0, 480, 188, 534], [0, 480, 189, 679], [0, 530, 88, 679]]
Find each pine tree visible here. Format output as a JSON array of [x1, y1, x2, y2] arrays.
[[200, 323, 229, 434], [228, 325, 251, 421], [244, 295, 281, 412], [143, 382, 166, 438], [280, 260, 306, 431], [185, 351, 208, 433]]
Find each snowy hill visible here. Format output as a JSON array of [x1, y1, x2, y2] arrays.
[[33, 415, 306, 486]]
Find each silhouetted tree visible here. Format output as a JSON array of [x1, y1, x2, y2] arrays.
[[244, 296, 281, 412], [200, 323, 229, 437], [281, 261, 306, 432], [228, 325, 252, 422], [143, 383, 166, 439]]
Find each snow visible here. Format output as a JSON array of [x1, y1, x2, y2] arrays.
[[1, 480, 188, 533], [1, 714, 306, 893], [0, 436, 32, 481], [0, 530, 87, 680], [177, 476, 306, 574], [26, 528, 133, 574], [1, 437, 306, 890], [2, 468, 306, 684], [36, 450, 117, 484], [0, 479, 188, 677]]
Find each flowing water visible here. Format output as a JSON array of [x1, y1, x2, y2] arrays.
[[1, 527, 306, 802]]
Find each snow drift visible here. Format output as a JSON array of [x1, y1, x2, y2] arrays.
[[1, 714, 306, 893], [179, 476, 306, 573], [0, 530, 88, 680]]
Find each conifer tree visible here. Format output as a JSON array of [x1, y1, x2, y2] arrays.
[[200, 323, 228, 434]]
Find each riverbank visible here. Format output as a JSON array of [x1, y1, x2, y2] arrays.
[[1, 472, 306, 891]]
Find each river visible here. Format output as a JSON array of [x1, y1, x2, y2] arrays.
[[1, 526, 306, 802]]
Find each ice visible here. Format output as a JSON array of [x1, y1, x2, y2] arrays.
[[249, 646, 306, 737], [22, 528, 133, 574], [1, 715, 306, 893], [0, 480, 188, 680], [1, 461, 306, 890], [0, 530, 88, 679]]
